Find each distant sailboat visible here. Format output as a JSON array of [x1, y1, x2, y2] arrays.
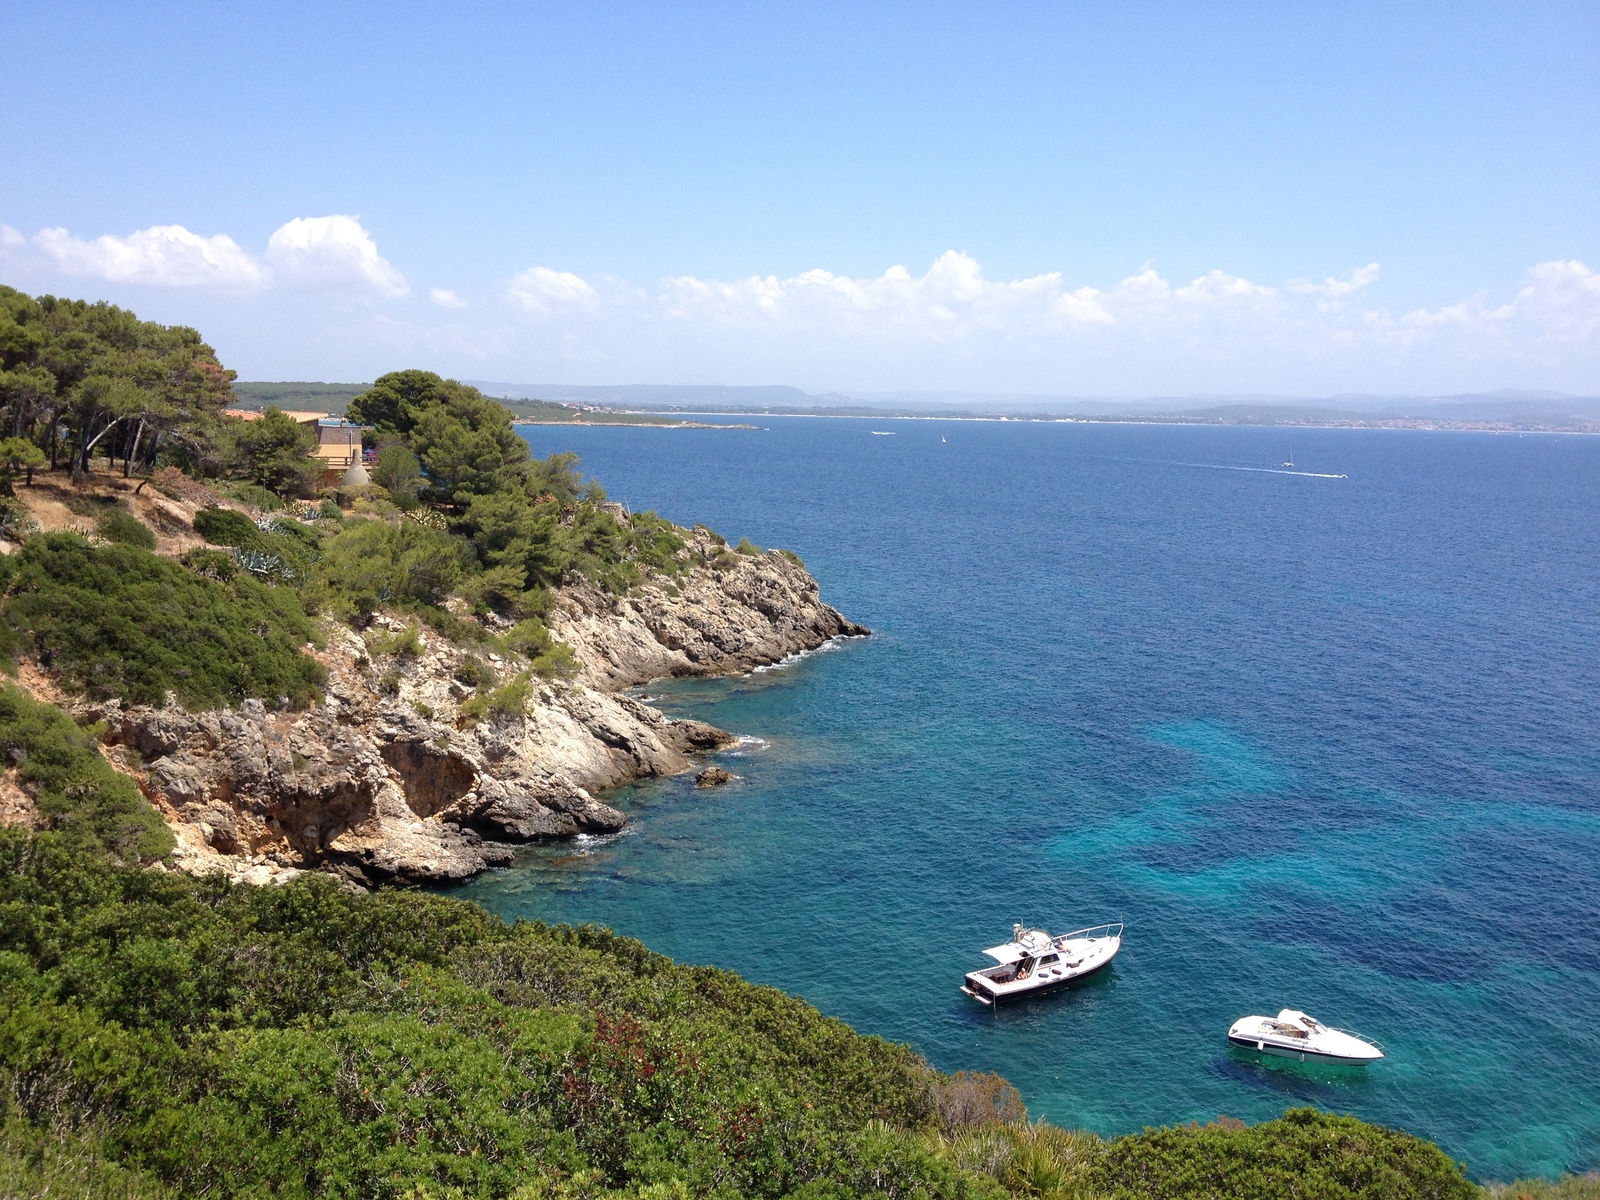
[[941, 435, 947, 443], [1282, 443, 1295, 468]]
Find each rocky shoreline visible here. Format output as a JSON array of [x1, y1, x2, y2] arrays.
[[30, 531, 864, 889]]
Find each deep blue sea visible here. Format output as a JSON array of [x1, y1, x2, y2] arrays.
[[459, 417, 1600, 1182]]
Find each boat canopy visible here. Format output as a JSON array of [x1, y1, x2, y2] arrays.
[[982, 941, 1027, 964], [983, 928, 1053, 963]]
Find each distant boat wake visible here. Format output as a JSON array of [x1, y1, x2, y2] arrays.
[[1189, 462, 1348, 479], [1118, 457, 1348, 480]]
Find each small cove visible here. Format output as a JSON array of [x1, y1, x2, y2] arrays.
[[458, 417, 1600, 1180]]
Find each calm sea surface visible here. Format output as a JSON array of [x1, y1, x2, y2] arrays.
[[457, 417, 1600, 1181]]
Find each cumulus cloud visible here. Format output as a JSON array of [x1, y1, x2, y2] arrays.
[[265, 215, 408, 297], [488, 253, 1599, 392], [655, 252, 1079, 334], [430, 287, 469, 309], [1288, 263, 1381, 297], [31, 223, 267, 290], [0, 215, 408, 299], [506, 266, 600, 313]]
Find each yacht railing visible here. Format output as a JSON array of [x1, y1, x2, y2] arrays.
[[1053, 922, 1123, 945], [1319, 1024, 1386, 1054]]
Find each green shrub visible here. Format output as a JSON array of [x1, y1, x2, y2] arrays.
[[95, 509, 156, 550], [306, 518, 465, 617], [364, 624, 423, 658], [1085, 1108, 1476, 1200], [192, 506, 259, 547], [0, 496, 36, 542], [458, 670, 535, 724], [504, 618, 580, 681], [0, 1117, 171, 1200], [453, 654, 497, 690], [734, 536, 762, 556], [178, 547, 237, 582], [0, 682, 171, 859], [0, 533, 323, 709], [218, 480, 285, 511]]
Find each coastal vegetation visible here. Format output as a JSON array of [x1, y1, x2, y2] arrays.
[[0, 761, 1483, 1200], [0, 286, 1554, 1199]]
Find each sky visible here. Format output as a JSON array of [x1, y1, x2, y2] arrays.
[[1, 1, 1597, 397]]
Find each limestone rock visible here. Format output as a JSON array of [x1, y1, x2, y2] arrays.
[[549, 530, 868, 690], [39, 530, 863, 886], [695, 766, 735, 788]]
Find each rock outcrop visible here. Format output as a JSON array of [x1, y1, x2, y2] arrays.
[[549, 531, 869, 690], [62, 536, 865, 886]]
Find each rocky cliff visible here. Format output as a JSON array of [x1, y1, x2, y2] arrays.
[[53, 536, 864, 887]]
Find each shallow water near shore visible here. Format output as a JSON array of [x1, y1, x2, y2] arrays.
[[458, 417, 1600, 1180]]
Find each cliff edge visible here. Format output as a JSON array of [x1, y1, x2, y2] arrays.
[[20, 524, 864, 888]]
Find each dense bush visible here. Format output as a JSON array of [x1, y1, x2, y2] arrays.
[[193, 506, 322, 586], [304, 517, 467, 617], [1083, 1109, 1476, 1200], [0, 533, 323, 709], [0, 826, 975, 1200], [94, 508, 156, 550], [0, 682, 170, 859], [192, 506, 259, 546]]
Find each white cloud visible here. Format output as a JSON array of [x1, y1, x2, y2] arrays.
[[1288, 263, 1381, 297], [430, 287, 469, 309], [652, 251, 1093, 337], [1173, 269, 1276, 305], [506, 266, 600, 314], [487, 254, 1599, 393], [3, 214, 409, 299], [31, 223, 267, 289], [265, 215, 408, 297]]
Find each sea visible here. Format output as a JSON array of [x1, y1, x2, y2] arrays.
[[456, 416, 1600, 1182]]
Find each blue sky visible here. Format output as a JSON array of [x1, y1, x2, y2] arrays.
[[2, 1, 1596, 395]]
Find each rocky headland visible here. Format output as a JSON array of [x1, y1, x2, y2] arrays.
[[6, 481, 865, 887]]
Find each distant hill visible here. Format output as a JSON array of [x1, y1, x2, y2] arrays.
[[230, 381, 370, 414], [238, 380, 1600, 432]]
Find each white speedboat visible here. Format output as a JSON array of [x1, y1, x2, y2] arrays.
[[1227, 1009, 1384, 1064], [961, 922, 1122, 1006]]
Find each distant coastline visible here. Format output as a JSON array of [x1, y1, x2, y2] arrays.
[[233, 381, 1600, 435], [559, 408, 1600, 435]]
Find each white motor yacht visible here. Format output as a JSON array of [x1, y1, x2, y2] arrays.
[[1227, 1009, 1384, 1064], [961, 922, 1122, 1006]]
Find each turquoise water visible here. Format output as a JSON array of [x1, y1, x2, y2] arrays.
[[459, 418, 1600, 1180]]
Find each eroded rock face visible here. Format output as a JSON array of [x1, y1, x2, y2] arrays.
[[71, 539, 864, 886], [548, 532, 869, 691]]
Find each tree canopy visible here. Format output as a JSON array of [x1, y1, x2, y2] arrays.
[[0, 285, 237, 479]]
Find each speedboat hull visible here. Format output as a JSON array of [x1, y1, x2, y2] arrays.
[[1227, 1012, 1383, 1064], [1226, 1033, 1374, 1064]]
